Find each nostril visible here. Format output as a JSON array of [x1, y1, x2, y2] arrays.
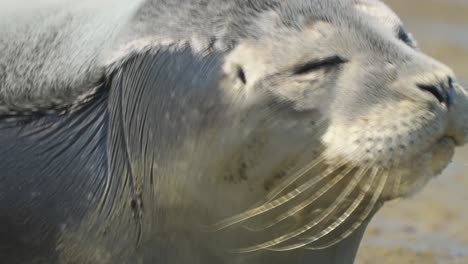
[[448, 77, 454, 89], [417, 83, 449, 106]]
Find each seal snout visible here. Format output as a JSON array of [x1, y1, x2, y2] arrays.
[[445, 81, 468, 146]]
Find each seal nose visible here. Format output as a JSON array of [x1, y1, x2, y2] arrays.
[[417, 76, 455, 107]]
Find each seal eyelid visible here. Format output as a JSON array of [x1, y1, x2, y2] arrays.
[[292, 56, 348, 75], [397, 26, 415, 47]]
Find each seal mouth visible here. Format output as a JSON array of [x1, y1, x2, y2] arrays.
[[447, 135, 463, 146], [388, 135, 455, 199], [444, 136, 457, 150], [431, 136, 456, 174], [435, 136, 455, 152]]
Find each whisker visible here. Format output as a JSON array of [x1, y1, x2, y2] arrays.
[[203, 118, 327, 233], [204, 159, 349, 232], [391, 169, 401, 198], [265, 155, 327, 202], [305, 169, 388, 250], [389, 139, 406, 199], [245, 166, 355, 231], [231, 166, 369, 253], [266, 167, 380, 252], [261, 118, 328, 202]]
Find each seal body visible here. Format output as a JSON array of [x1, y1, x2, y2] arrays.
[[1, 0, 468, 263]]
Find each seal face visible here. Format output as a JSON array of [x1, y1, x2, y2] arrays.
[[199, 0, 468, 253], [1, 0, 468, 263]]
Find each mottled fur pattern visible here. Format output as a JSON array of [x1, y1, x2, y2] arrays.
[[1, 0, 468, 263]]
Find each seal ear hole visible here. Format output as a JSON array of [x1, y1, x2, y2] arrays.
[[237, 66, 247, 84]]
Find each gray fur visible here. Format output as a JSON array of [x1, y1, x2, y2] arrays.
[[0, 0, 401, 114], [0, 0, 143, 114], [1, 0, 468, 263]]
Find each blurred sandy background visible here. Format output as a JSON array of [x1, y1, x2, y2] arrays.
[[356, 1, 468, 263]]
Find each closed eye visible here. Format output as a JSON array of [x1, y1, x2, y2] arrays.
[[292, 56, 348, 75], [397, 26, 416, 48]]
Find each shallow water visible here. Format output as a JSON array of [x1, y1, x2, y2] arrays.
[[357, 1, 468, 263]]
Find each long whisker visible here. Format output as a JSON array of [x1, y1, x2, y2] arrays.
[[245, 166, 355, 231], [389, 139, 406, 199], [231, 166, 368, 253], [264, 121, 328, 202], [266, 167, 380, 252], [204, 159, 349, 232], [304, 169, 388, 250], [391, 169, 401, 198], [265, 155, 327, 202]]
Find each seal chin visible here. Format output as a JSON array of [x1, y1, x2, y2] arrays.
[[391, 136, 455, 199], [431, 136, 455, 176]]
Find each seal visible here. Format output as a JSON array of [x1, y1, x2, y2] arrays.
[[0, 0, 467, 263]]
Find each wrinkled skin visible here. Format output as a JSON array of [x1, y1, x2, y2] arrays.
[[0, 0, 467, 263]]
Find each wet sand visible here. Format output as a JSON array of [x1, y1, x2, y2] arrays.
[[356, 1, 468, 263]]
